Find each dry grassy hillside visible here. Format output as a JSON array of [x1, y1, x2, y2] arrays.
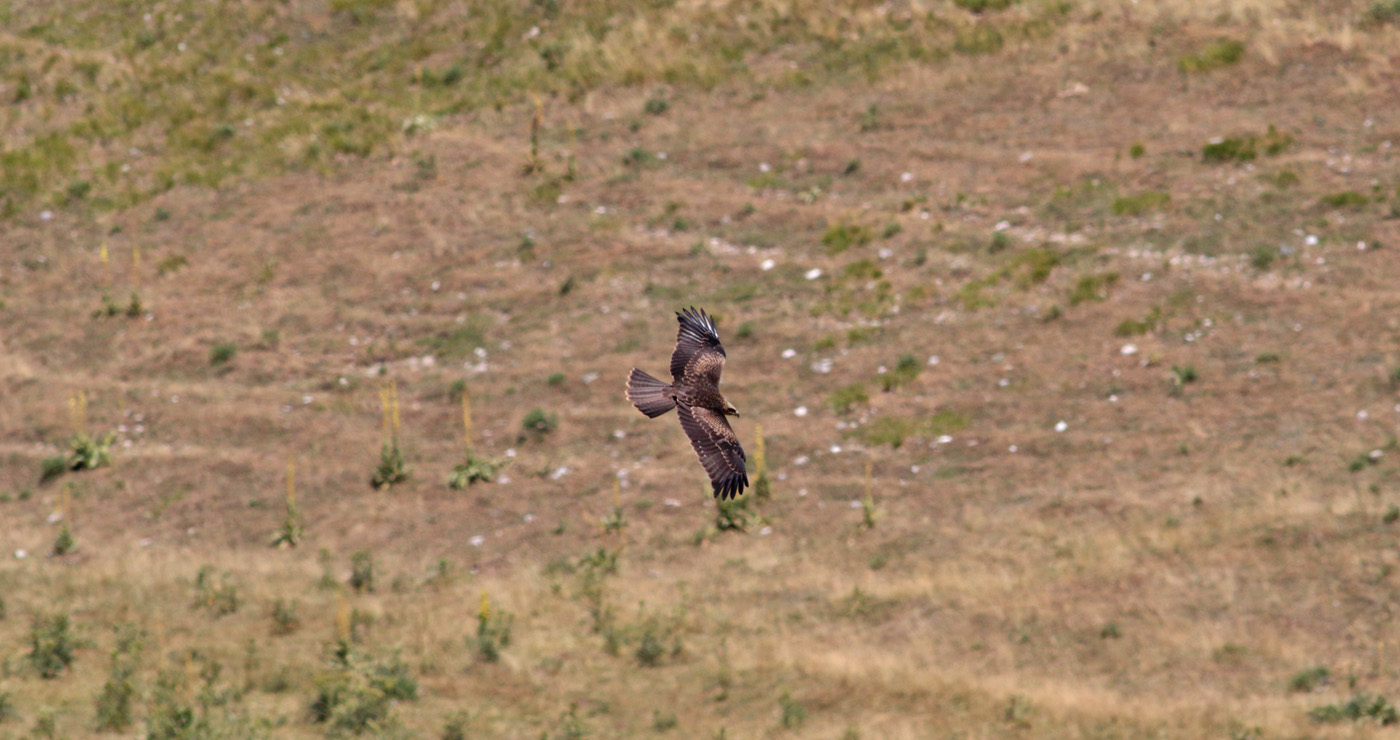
[[4, 0, 1400, 737]]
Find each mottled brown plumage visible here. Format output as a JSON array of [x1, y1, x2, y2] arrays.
[[625, 307, 748, 499]]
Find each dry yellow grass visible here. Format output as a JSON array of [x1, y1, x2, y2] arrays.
[[4, 0, 1400, 737]]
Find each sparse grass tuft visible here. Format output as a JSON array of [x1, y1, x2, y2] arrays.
[[1289, 666, 1330, 693], [1178, 39, 1245, 73], [29, 613, 78, 679], [822, 221, 873, 255], [1321, 190, 1367, 209], [209, 342, 237, 366], [474, 591, 514, 663], [1115, 307, 1161, 336], [521, 407, 559, 441], [93, 624, 143, 731], [829, 384, 869, 414], [1308, 693, 1398, 725], [1112, 190, 1170, 216], [1366, 0, 1400, 25], [779, 691, 807, 729], [880, 354, 920, 391], [1068, 272, 1119, 305], [192, 565, 241, 617], [1203, 126, 1291, 162], [349, 550, 375, 593]]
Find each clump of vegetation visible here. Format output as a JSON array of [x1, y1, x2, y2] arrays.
[[1115, 307, 1161, 336], [270, 598, 301, 636], [1202, 125, 1291, 162], [449, 391, 506, 488], [1249, 244, 1281, 270], [713, 493, 762, 534], [272, 455, 303, 548], [67, 431, 115, 473], [829, 384, 869, 414], [644, 97, 669, 116], [852, 410, 971, 449], [349, 550, 375, 593], [634, 611, 683, 667], [310, 651, 418, 733], [1365, 0, 1400, 25], [1068, 272, 1119, 305], [779, 691, 807, 729], [94, 624, 143, 731], [1129, 143, 1145, 158], [1169, 365, 1199, 396], [1177, 38, 1245, 73], [1288, 666, 1330, 693], [752, 425, 771, 501], [880, 353, 920, 391], [1308, 693, 1398, 725], [29, 613, 78, 679], [371, 381, 409, 489], [192, 565, 241, 617], [520, 407, 558, 441], [209, 342, 237, 366], [1111, 190, 1170, 216], [1320, 190, 1367, 209], [821, 221, 872, 255], [474, 591, 514, 663]]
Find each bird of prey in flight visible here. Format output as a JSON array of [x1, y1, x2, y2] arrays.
[[625, 307, 748, 499]]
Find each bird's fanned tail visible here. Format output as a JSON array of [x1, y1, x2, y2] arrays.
[[626, 368, 676, 418]]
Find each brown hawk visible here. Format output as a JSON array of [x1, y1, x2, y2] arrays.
[[625, 307, 748, 499]]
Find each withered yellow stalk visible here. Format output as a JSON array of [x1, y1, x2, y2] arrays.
[[69, 390, 87, 436], [390, 381, 401, 438], [378, 381, 400, 444], [335, 591, 351, 642], [61, 481, 72, 522], [286, 454, 296, 508], [754, 424, 766, 476], [461, 387, 473, 450], [478, 590, 491, 624], [99, 241, 108, 265]]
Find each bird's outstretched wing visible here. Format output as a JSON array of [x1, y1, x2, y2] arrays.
[[670, 306, 726, 388], [676, 403, 748, 500]]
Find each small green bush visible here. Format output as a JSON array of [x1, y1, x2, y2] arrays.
[[821, 221, 872, 255], [94, 625, 143, 731], [38, 453, 64, 484], [192, 566, 241, 617], [1112, 190, 1170, 216], [209, 342, 237, 365], [521, 408, 558, 440], [643, 97, 669, 116], [1178, 39, 1245, 73], [1250, 244, 1280, 270], [1068, 272, 1119, 305], [371, 442, 408, 489], [779, 691, 806, 729], [1366, 0, 1400, 25], [829, 384, 869, 414], [1320, 190, 1367, 209], [349, 550, 375, 593], [29, 613, 77, 679], [271, 599, 300, 636], [448, 453, 507, 489], [1288, 666, 1330, 693], [1308, 693, 1398, 725], [474, 597, 513, 663]]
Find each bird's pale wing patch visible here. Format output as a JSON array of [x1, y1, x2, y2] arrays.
[[676, 403, 748, 500]]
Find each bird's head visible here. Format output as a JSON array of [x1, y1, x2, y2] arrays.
[[724, 402, 740, 417]]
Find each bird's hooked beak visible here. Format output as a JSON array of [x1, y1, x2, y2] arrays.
[[725, 404, 740, 417]]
